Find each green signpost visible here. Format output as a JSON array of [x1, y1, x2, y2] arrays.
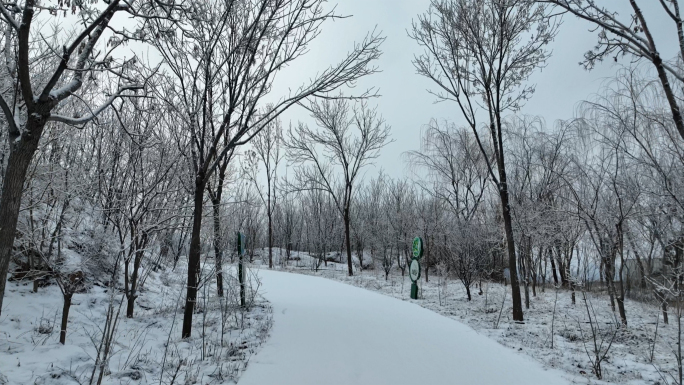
[[237, 232, 246, 307], [410, 237, 423, 299]]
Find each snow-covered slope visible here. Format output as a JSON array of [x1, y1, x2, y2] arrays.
[[0, 263, 272, 385]]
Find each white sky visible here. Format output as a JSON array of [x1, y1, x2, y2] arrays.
[[98, 0, 679, 184], [269, 0, 680, 180]]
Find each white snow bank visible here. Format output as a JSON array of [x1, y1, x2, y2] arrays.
[[0, 261, 272, 384]]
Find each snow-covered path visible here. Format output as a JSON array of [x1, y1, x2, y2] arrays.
[[239, 269, 571, 385]]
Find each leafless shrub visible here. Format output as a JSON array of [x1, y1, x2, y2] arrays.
[[576, 290, 619, 380]]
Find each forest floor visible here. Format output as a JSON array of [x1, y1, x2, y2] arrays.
[[0, 261, 272, 385], [240, 268, 572, 385], [264, 249, 677, 385]]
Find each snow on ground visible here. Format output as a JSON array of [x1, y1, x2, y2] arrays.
[[241, 268, 573, 385], [0, 262, 272, 384], [1, 244, 672, 385], [257, 248, 675, 385]]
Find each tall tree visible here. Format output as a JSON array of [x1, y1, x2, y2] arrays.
[[247, 113, 284, 269], [288, 99, 391, 276], [0, 0, 160, 314], [410, 0, 559, 321], [151, 0, 383, 338], [542, 0, 684, 141]]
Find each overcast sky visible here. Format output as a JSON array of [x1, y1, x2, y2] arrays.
[[269, 0, 679, 181]]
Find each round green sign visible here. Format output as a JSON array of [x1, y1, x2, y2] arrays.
[[412, 237, 423, 259], [409, 257, 421, 282]]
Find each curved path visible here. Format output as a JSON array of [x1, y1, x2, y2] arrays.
[[239, 269, 571, 385]]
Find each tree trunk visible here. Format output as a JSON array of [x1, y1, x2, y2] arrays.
[[239, 250, 246, 307], [566, 245, 576, 305], [499, 181, 524, 321], [424, 235, 429, 283], [550, 248, 559, 286], [0, 129, 43, 316], [357, 237, 363, 271], [605, 254, 617, 311], [212, 199, 224, 297], [523, 252, 530, 309], [126, 295, 137, 319], [530, 244, 538, 297], [531, 258, 537, 297], [125, 238, 144, 318], [616, 223, 627, 326], [182, 178, 206, 339], [650, 40, 684, 141], [268, 190, 273, 269], [60, 292, 73, 344], [556, 247, 567, 287], [125, 259, 136, 318], [344, 204, 353, 277], [656, 289, 669, 324], [541, 249, 547, 292]]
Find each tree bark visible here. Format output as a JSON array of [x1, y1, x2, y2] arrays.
[[125, 236, 145, 318], [605, 254, 617, 311], [531, 246, 538, 297], [0, 121, 44, 316], [126, 294, 137, 319], [616, 223, 627, 326], [556, 246, 568, 287], [60, 292, 73, 344], [182, 177, 206, 339], [550, 248, 559, 286], [212, 198, 224, 297], [499, 177, 524, 321], [522, 245, 530, 310], [541, 249, 547, 292], [628, 0, 684, 142], [239, 248, 246, 307], [268, 185, 273, 269], [344, 202, 353, 277]]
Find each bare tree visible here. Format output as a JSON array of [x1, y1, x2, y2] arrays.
[[566, 116, 641, 326], [247, 113, 284, 269], [107, 96, 182, 318], [300, 178, 340, 270], [408, 122, 491, 284], [449, 220, 493, 301], [0, 0, 161, 314], [274, 188, 301, 262], [206, 159, 236, 298], [506, 117, 580, 306], [361, 175, 387, 274], [287, 99, 391, 276], [410, 0, 559, 321], [575, 68, 684, 325], [577, 290, 619, 380], [408, 122, 489, 223], [151, 0, 384, 338], [385, 178, 415, 277], [542, 0, 684, 141]]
